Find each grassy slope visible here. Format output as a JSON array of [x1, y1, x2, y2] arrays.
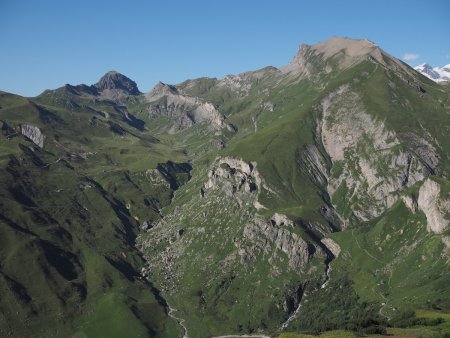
[[0, 92, 186, 337]]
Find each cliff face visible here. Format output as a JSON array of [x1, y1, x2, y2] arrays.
[[418, 178, 450, 233], [21, 124, 44, 148], [319, 84, 438, 223]]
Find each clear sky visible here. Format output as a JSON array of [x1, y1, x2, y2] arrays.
[[1, 0, 449, 97]]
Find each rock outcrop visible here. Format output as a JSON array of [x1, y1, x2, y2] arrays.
[[320, 85, 437, 222], [94, 71, 141, 95], [238, 215, 317, 269], [418, 179, 450, 233], [281, 44, 315, 76], [21, 124, 44, 148], [298, 144, 329, 188], [201, 157, 261, 198], [146, 82, 224, 131], [321, 238, 341, 258], [401, 195, 418, 213]]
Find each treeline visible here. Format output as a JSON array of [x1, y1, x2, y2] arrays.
[[288, 276, 450, 336], [290, 276, 387, 335], [389, 310, 444, 328]]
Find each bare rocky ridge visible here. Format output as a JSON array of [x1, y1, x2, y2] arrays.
[[281, 37, 416, 81], [39, 71, 142, 105], [312, 38, 381, 61], [146, 82, 224, 131], [281, 38, 384, 75], [94, 71, 141, 95]]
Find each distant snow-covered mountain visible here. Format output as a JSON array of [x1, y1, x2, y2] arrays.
[[414, 63, 450, 82]]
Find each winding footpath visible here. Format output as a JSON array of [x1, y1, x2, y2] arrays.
[[167, 305, 189, 338], [351, 229, 385, 264]]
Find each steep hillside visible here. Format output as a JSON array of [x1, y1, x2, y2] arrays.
[[0, 90, 188, 337]]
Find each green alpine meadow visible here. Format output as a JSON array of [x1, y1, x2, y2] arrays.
[[1, 37, 450, 338]]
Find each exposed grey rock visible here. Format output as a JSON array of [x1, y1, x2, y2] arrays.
[[402, 132, 439, 175], [442, 236, 450, 251], [281, 44, 314, 76], [281, 37, 416, 83], [298, 144, 328, 187], [141, 221, 153, 231], [253, 201, 267, 210], [94, 71, 140, 95], [146, 83, 224, 131], [226, 123, 237, 133], [200, 157, 269, 204], [418, 178, 450, 233], [21, 124, 44, 148], [239, 215, 317, 269], [147, 81, 178, 99], [270, 213, 293, 227], [321, 238, 341, 258], [210, 138, 225, 149], [319, 85, 434, 222], [401, 195, 418, 213], [262, 101, 274, 112]]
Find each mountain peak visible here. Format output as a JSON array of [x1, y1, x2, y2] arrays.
[[282, 37, 386, 75], [415, 63, 450, 82], [416, 63, 432, 70], [146, 81, 178, 101], [152, 81, 178, 94], [94, 71, 141, 95], [310, 36, 381, 61]]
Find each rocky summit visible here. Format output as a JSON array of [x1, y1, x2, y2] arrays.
[[1, 37, 450, 338], [94, 70, 141, 95]]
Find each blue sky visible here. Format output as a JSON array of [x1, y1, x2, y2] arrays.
[[1, 0, 449, 96]]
